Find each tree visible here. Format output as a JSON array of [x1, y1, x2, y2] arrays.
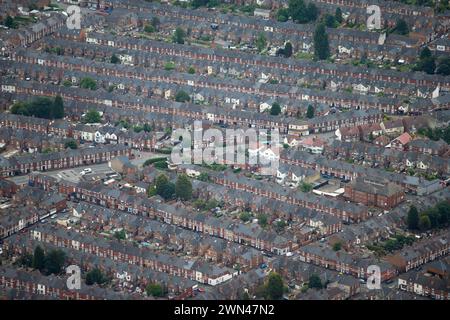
[[10, 101, 29, 116], [64, 139, 77, 150], [33, 246, 45, 272], [86, 268, 108, 286], [173, 27, 186, 44], [256, 32, 267, 52], [52, 95, 64, 119], [160, 182, 176, 200], [175, 90, 191, 103], [188, 66, 196, 74], [143, 123, 152, 132], [308, 274, 323, 289], [5, 16, 17, 29], [266, 272, 284, 300], [240, 212, 252, 222], [306, 3, 319, 21], [436, 201, 450, 226], [84, 109, 101, 123], [114, 229, 126, 241], [110, 54, 120, 64], [80, 77, 97, 90], [192, 0, 209, 8], [146, 283, 164, 297], [419, 47, 432, 60], [30, 97, 55, 119], [437, 0, 450, 13], [270, 102, 281, 116], [289, 0, 318, 24], [144, 24, 155, 33], [133, 125, 143, 133], [175, 174, 192, 201], [313, 23, 330, 60], [325, 14, 337, 28], [436, 57, 450, 76], [335, 7, 343, 24], [155, 174, 169, 196], [418, 215, 431, 231], [50, 46, 64, 56], [283, 42, 293, 58], [417, 56, 436, 74], [151, 17, 160, 29], [274, 220, 287, 233], [394, 19, 409, 35], [306, 105, 315, 119], [197, 172, 209, 182], [258, 214, 268, 227], [240, 291, 250, 300], [44, 249, 66, 275], [407, 205, 419, 230], [11, 97, 64, 120], [17, 252, 33, 268], [276, 8, 289, 22], [333, 242, 342, 251]]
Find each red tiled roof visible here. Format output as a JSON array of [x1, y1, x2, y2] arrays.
[[394, 132, 412, 145]]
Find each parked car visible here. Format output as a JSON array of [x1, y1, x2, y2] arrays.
[[81, 168, 92, 175]]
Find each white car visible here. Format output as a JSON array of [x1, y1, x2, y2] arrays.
[[81, 168, 92, 175]]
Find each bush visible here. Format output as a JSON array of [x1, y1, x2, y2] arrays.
[[274, 220, 287, 232], [83, 109, 101, 124], [86, 268, 108, 286], [197, 172, 209, 182], [64, 139, 78, 150], [240, 212, 252, 222], [308, 274, 322, 289], [164, 61, 176, 71], [154, 161, 168, 169], [276, 8, 289, 22], [114, 229, 126, 241], [175, 90, 190, 102], [144, 157, 168, 167], [146, 283, 164, 297], [300, 182, 313, 192], [80, 77, 97, 90], [144, 24, 155, 33]]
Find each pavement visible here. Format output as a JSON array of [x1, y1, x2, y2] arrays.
[[6, 162, 114, 185], [129, 151, 163, 168], [5, 150, 171, 185]]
